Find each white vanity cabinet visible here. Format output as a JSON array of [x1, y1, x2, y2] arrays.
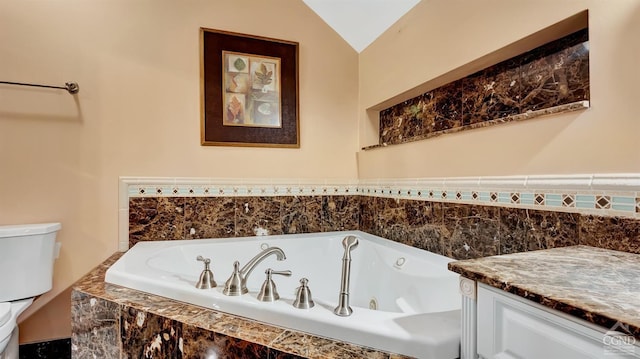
[[472, 283, 640, 359], [450, 246, 640, 359]]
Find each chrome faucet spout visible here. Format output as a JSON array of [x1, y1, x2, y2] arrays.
[[239, 247, 286, 286], [223, 246, 286, 296]]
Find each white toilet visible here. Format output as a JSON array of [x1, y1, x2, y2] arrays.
[[0, 223, 61, 359]]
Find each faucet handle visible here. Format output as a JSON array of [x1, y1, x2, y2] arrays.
[[196, 255, 210, 265], [257, 268, 291, 302], [195, 256, 217, 289], [293, 278, 315, 309], [269, 269, 292, 277], [223, 261, 246, 296]]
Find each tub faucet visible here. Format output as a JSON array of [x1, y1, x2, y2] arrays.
[[223, 246, 286, 296], [334, 235, 359, 316]]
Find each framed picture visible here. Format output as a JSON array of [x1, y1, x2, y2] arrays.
[[200, 28, 299, 148]]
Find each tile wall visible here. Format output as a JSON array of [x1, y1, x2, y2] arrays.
[[125, 175, 640, 258], [69, 174, 640, 358]]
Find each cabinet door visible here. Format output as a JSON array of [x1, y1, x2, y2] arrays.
[[477, 284, 637, 359]]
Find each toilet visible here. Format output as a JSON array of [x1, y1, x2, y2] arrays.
[[0, 223, 61, 359]]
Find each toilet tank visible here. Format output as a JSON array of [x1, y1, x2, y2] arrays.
[[0, 223, 61, 302]]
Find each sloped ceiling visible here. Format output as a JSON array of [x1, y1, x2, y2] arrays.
[[302, 0, 422, 53]]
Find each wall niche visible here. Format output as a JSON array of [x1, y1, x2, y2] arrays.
[[377, 27, 590, 147]]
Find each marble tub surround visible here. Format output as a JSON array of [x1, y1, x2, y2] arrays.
[[128, 192, 640, 261], [123, 175, 640, 258], [129, 195, 359, 247], [72, 253, 413, 359], [377, 28, 589, 147], [359, 198, 640, 259], [447, 245, 640, 340]]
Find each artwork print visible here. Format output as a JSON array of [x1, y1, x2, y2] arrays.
[[223, 51, 281, 128], [201, 28, 299, 147]]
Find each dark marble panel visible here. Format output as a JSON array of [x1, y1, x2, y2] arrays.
[[181, 324, 217, 358], [519, 29, 589, 111], [500, 207, 578, 254], [405, 225, 446, 256], [305, 196, 324, 232], [403, 199, 443, 226], [71, 290, 120, 359], [579, 215, 640, 254], [376, 197, 407, 241], [269, 349, 307, 359], [379, 108, 396, 145], [433, 81, 463, 132], [381, 96, 428, 145], [234, 196, 283, 237], [121, 306, 181, 359], [381, 223, 411, 245], [269, 331, 392, 359], [499, 208, 579, 254], [358, 196, 379, 235], [525, 209, 580, 249], [282, 196, 322, 234], [462, 58, 521, 125], [129, 197, 186, 247], [20, 338, 71, 359], [213, 334, 270, 359], [181, 323, 270, 359], [322, 195, 360, 231], [184, 197, 236, 239], [499, 207, 535, 254], [419, 91, 437, 138], [442, 204, 500, 260], [400, 96, 425, 142]]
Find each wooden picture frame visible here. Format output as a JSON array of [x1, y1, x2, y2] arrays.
[[200, 28, 299, 148]]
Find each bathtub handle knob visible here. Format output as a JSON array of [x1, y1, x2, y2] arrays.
[[223, 261, 246, 296], [293, 278, 315, 309], [257, 268, 291, 302], [195, 256, 217, 289]]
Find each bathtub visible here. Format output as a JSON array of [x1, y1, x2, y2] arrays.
[[105, 231, 461, 358]]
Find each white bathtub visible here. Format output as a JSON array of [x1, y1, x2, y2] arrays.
[[106, 231, 460, 358]]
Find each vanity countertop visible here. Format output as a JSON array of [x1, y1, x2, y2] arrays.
[[448, 245, 640, 339]]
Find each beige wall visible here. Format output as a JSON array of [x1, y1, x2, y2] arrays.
[[358, 0, 640, 178], [0, 0, 359, 343], [5, 0, 640, 345]]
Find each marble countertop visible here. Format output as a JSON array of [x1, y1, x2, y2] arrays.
[[448, 245, 640, 339], [73, 252, 411, 359]]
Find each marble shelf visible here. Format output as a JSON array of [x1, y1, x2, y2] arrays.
[[363, 100, 589, 151]]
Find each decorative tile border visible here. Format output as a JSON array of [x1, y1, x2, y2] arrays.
[[124, 178, 358, 198], [357, 174, 640, 218], [119, 174, 640, 250]]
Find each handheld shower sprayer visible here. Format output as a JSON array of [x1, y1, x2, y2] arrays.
[[334, 235, 359, 316]]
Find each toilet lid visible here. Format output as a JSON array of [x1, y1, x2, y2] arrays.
[[0, 303, 10, 327]]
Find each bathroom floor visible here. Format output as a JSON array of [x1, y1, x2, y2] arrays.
[[19, 338, 70, 359]]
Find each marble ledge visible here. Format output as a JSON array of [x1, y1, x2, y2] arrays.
[[362, 100, 589, 150], [448, 245, 640, 339], [72, 252, 412, 359]]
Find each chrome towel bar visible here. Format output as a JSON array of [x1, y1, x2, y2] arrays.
[[0, 80, 79, 94]]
